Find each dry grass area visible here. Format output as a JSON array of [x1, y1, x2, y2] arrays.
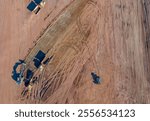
[[0, 0, 150, 103]]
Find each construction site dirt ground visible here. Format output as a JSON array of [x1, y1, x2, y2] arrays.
[[0, 0, 150, 104]]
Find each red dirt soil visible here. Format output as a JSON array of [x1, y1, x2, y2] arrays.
[[0, 0, 150, 104], [0, 0, 74, 103]]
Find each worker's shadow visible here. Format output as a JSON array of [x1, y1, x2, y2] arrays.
[[11, 60, 24, 84]]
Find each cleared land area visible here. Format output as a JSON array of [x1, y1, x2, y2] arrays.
[[0, 0, 150, 103]]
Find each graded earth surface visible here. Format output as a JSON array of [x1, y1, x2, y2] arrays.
[[0, 0, 150, 104]]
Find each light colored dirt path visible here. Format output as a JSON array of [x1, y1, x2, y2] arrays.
[[0, 0, 74, 103]]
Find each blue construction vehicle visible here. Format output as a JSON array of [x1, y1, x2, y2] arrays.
[[33, 50, 46, 68], [91, 72, 102, 84], [27, 0, 46, 14], [24, 69, 34, 87], [11, 60, 26, 85]]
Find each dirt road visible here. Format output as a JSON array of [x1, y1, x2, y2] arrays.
[[0, 0, 150, 103]]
